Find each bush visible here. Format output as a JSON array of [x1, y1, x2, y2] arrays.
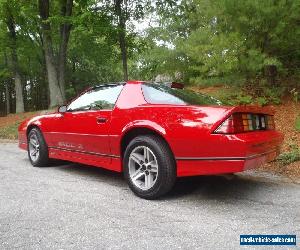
[[193, 75, 245, 87], [277, 143, 300, 166], [260, 86, 283, 105], [290, 88, 299, 103], [295, 116, 300, 132], [212, 87, 280, 106], [194, 77, 285, 106]]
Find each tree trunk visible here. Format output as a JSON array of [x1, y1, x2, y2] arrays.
[[264, 65, 277, 86], [14, 72, 24, 113], [5, 12, 25, 113], [5, 83, 10, 114], [3, 52, 10, 114], [39, 38, 50, 109], [115, 0, 128, 81], [58, 0, 73, 102], [39, 0, 64, 108]]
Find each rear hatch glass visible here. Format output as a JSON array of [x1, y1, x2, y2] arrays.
[[142, 83, 222, 106]]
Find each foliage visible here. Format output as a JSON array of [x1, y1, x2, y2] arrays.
[[193, 75, 245, 87], [290, 88, 299, 103], [277, 143, 300, 166], [137, 0, 300, 95], [207, 82, 284, 106], [0, 0, 300, 114], [295, 116, 300, 132], [185, 0, 300, 80]]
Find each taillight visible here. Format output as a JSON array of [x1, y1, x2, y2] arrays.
[[214, 113, 275, 134]]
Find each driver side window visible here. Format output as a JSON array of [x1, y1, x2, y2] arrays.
[[67, 84, 124, 112]]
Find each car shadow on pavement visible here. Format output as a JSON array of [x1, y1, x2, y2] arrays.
[[166, 174, 279, 201], [54, 162, 124, 185], [49, 161, 279, 201]]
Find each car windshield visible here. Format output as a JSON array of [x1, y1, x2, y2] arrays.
[[142, 83, 222, 106]]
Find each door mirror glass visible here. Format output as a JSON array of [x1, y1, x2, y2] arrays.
[[58, 105, 67, 113]]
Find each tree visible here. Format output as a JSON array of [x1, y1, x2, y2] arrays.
[[3, 51, 10, 114], [100, 0, 148, 81], [128, 0, 187, 81], [136, 0, 300, 86], [178, 0, 300, 84], [0, 51, 11, 114], [6, 10, 24, 113], [114, 0, 128, 81], [38, 0, 64, 108], [0, 1, 25, 113], [38, 0, 74, 107], [58, 0, 73, 101]]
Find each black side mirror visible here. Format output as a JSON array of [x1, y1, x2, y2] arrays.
[[58, 105, 67, 113]]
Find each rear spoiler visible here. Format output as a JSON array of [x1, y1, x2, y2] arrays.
[[231, 105, 275, 115], [163, 82, 184, 89]]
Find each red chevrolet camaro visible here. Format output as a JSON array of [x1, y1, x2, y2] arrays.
[[18, 81, 284, 199]]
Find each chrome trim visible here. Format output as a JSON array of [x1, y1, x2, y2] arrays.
[[48, 146, 120, 158], [176, 149, 277, 161]]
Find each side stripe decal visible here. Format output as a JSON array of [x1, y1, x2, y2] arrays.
[[48, 146, 120, 159]]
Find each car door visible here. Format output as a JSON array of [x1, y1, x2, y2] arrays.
[[52, 84, 124, 164]]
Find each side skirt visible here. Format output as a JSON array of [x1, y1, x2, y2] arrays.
[[48, 147, 122, 172]]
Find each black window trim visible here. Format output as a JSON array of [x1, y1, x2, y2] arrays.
[[66, 82, 126, 112], [141, 82, 222, 106], [141, 82, 186, 105]]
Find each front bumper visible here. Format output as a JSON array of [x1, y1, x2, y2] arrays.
[[18, 131, 27, 150]]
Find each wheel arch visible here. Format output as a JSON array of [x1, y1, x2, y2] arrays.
[[26, 124, 42, 137], [120, 126, 175, 160]]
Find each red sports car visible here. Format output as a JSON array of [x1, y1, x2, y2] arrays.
[[18, 81, 284, 199]]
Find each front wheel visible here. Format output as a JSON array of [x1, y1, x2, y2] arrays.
[[27, 128, 50, 167], [123, 135, 176, 199]]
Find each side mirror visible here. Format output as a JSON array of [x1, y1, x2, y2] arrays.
[[58, 105, 67, 113]]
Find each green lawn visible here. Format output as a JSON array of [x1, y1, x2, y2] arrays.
[[0, 121, 21, 140]]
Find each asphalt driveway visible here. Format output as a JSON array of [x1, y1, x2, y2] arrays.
[[0, 143, 299, 249]]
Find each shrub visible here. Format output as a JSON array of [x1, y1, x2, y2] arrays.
[[295, 116, 300, 132], [290, 88, 299, 103], [277, 143, 300, 166]]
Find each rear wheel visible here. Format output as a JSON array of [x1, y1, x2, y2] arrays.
[[27, 128, 50, 167], [123, 135, 176, 199]]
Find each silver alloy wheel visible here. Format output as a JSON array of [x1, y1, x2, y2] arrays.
[[128, 146, 159, 191], [28, 133, 40, 162]]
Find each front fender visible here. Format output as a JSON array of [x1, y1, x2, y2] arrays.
[[18, 116, 45, 150]]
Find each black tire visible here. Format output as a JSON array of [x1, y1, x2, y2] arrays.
[[27, 128, 50, 167], [123, 135, 176, 199]]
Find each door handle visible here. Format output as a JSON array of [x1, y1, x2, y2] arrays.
[[97, 117, 107, 123]]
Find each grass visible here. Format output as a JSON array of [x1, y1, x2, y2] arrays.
[[0, 111, 44, 140], [0, 121, 21, 140], [295, 115, 300, 132]]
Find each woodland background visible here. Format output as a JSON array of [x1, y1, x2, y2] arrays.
[[0, 0, 299, 114]]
